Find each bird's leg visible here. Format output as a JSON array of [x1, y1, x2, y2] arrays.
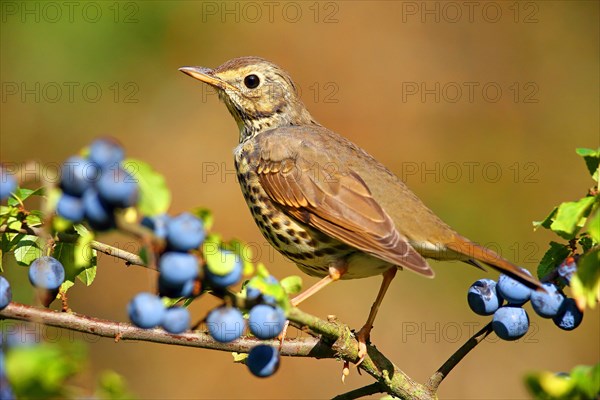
[[291, 262, 347, 307], [279, 263, 347, 352], [356, 267, 397, 365]]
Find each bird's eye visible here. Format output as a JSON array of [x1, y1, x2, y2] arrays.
[[244, 74, 260, 89]]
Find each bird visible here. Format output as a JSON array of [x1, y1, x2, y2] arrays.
[[179, 56, 542, 361]]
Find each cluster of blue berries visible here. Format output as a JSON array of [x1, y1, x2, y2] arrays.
[[0, 166, 17, 202], [131, 214, 283, 377], [128, 212, 206, 334], [57, 138, 139, 230], [1, 256, 66, 312], [205, 275, 286, 377], [467, 260, 584, 341]]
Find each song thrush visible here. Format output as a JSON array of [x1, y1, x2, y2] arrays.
[[179, 57, 542, 361]]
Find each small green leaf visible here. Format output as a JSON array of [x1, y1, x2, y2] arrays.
[[205, 249, 240, 276], [95, 370, 137, 400], [570, 363, 600, 399], [571, 248, 600, 310], [525, 363, 600, 400], [54, 238, 97, 289], [14, 235, 43, 266], [525, 371, 574, 399], [6, 342, 85, 399], [225, 239, 254, 276], [7, 187, 45, 207], [585, 208, 600, 243], [537, 241, 571, 280], [246, 271, 290, 311], [163, 297, 183, 307], [576, 147, 600, 179], [280, 275, 303, 295], [192, 207, 214, 231], [25, 212, 43, 227], [533, 206, 558, 230], [74, 227, 95, 268], [232, 352, 248, 363], [550, 197, 596, 239], [123, 158, 171, 216]]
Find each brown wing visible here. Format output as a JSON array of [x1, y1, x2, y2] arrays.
[[256, 153, 434, 277]]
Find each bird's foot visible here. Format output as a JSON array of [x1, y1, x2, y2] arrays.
[[355, 325, 371, 366]]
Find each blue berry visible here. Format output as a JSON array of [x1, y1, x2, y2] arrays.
[[28, 256, 65, 290], [248, 304, 286, 339], [467, 279, 503, 316], [497, 269, 533, 305], [128, 292, 165, 329], [161, 306, 191, 334], [206, 306, 245, 343], [159, 252, 199, 287], [558, 257, 577, 285], [97, 166, 138, 208], [56, 193, 84, 222], [247, 345, 280, 378], [88, 138, 125, 169], [0, 276, 11, 310], [552, 298, 584, 331], [166, 213, 205, 251], [142, 214, 171, 239], [60, 156, 99, 196], [83, 189, 115, 230], [205, 250, 243, 289], [158, 276, 195, 298], [530, 283, 564, 318], [0, 168, 17, 201], [0, 372, 14, 400], [492, 306, 529, 341], [246, 275, 278, 305]]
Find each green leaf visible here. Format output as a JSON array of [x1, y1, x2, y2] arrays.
[[576, 147, 600, 180], [95, 370, 137, 400], [525, 371, 575, 399], [14, 235, 43, 266], [245, 269, 290, 311], [550, 197, 596, 239], [232, 352, 248, 364], [123, 158, 171, 216], [7, 187, 45, 207], [6, 342, 85, 399], [192, 207, 214, 231], [225, 239, 254, 276], [571, 248, 600, 310], [525, 363, 600, 399], [25, 212, 43, 227], [533, 206, 557, 231], [570, 363, 600, 399], [537, 242, 571, 280], [585, 208, 600, 244], [54, 238, 97, 288], [280, 275, 303, 295], [205, 249, 240, 276]]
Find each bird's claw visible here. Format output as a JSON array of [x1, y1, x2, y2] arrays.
[[355, 326, 370, 366]]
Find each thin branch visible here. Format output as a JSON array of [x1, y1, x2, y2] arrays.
[[1, 302, 433, 400], [0, 225, 145, 267], [286, 310, 434, 400], [426, 322, 494, 393], [331, 382, 386, 400], [0, 302, 333, 358]]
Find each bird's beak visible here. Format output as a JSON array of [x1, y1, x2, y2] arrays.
[[179, 66, 237, 91]]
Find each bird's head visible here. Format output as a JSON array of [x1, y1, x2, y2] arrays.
[[180, 56, 317, 142]]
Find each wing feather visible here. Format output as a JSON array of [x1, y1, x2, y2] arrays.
[[256, 154, 433, 276]]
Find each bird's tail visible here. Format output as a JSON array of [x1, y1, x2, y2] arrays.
[[446, 234, 543, 290]]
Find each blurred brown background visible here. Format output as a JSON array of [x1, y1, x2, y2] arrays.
[[1, 1, 598, 399]]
